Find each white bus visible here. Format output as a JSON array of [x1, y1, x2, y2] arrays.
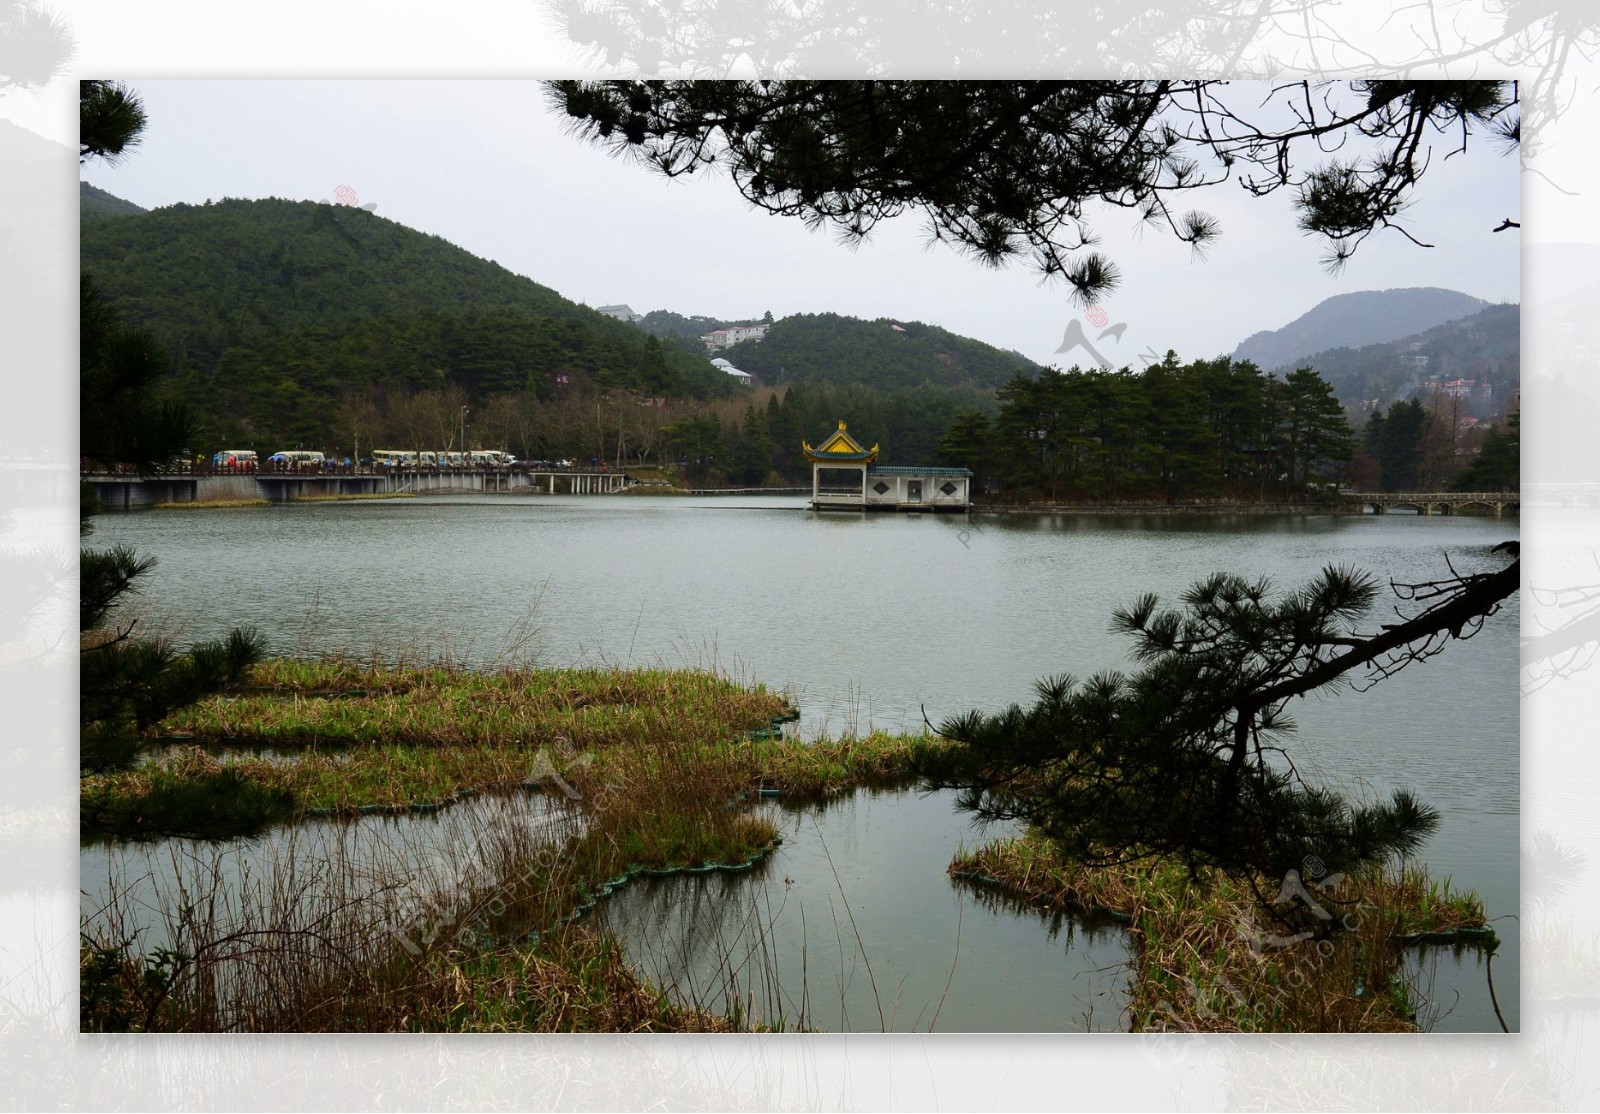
[[213, 449, 258, 470], [268, 450, 325, 466]]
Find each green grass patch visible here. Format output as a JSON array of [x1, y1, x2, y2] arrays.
[[81, 754, 296, 841], [746, 730, 954, 798], [86, 659, 803, 839], [157, 659, 792, 751], [950, 833, 1492, 1032]]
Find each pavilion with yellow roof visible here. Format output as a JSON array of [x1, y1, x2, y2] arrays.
[[803, 421, 972, 512]]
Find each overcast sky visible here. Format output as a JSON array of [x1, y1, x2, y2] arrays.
[[80, 79, 1520, 369]]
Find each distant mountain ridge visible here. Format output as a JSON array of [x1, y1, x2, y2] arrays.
[[80, 181, 147, 221], [1232, 287, 1489, 371]]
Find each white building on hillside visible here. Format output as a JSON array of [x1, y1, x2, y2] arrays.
[[700, 323, 769, 350], [710, 357, 753, 385], [597, 304, 642, 322]]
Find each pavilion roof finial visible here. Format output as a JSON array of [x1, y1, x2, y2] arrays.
[[802, 420, 879, 465]]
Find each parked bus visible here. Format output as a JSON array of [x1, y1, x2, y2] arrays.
[[212, 449, 258, 471], [371, 449, 507, 470], [371, 449, 414, 469], [268, 450, 326, 467]]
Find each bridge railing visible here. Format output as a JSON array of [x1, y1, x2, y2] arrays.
[[1343, 491, 1519, 501], [82, 461, 631, 478]]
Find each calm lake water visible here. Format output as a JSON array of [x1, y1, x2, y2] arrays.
[[86, 494, 1520, 1031]]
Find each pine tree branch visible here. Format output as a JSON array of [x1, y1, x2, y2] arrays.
[[1244, 559, 1517, 713]]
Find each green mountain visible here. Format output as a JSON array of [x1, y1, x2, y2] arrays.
[[1232, 287, 1489, 372], [720, 312, 1042, 392], [80, 181, 147, 221], [80, 193, 736, 446], [1293, 303, 1519, 414]]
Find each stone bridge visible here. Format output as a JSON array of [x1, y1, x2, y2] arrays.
[[1345, 491, 1519, 517], [84, 468, 631, 508], [1524, 483, 1600, 508]]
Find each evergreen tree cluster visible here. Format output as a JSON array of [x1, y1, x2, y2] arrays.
[[723, 312, 1041, 392], [1452, 409, 1519, 492], [1356, 397, 1519, 492], [939, 356, 1355, 503]]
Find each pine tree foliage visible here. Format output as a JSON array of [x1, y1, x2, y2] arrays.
[[80, 275, 196, 472], [79, 542, 154, 636], [1452, 407, 1519, 492], [80, 79, 147, 164], [550, 80, 1518, 302], [920, 556, 1519, 879], [81, 628, 265, 775]]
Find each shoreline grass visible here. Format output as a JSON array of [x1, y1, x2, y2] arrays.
[[150, 492, 418, 510], [80, 657, 948, 1032], [950, 833, 1492, 1032], [286, 491, 417, 502], [151, 498, 271, 509]]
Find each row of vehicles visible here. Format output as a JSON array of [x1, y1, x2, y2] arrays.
[[210, 449, 521, 471], [212, 450, 333, 469], [369, 449, 516, 468]]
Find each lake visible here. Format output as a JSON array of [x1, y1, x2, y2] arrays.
[[84, 494, 1520, 1030]]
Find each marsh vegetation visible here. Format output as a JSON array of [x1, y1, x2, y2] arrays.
[[81, 653, 1493, 1033]]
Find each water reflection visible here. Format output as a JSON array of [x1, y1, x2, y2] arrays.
[[597, 787, 1132, 1032], [80, 790, 578, 960], [85, 498, 1520, 1030]]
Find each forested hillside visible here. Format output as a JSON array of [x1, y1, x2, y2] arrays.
[[1294, 303, 1520, 414], [80, 194, 736, 446], [723, 313, 1042, 391], [80, 181, 146, 222]]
